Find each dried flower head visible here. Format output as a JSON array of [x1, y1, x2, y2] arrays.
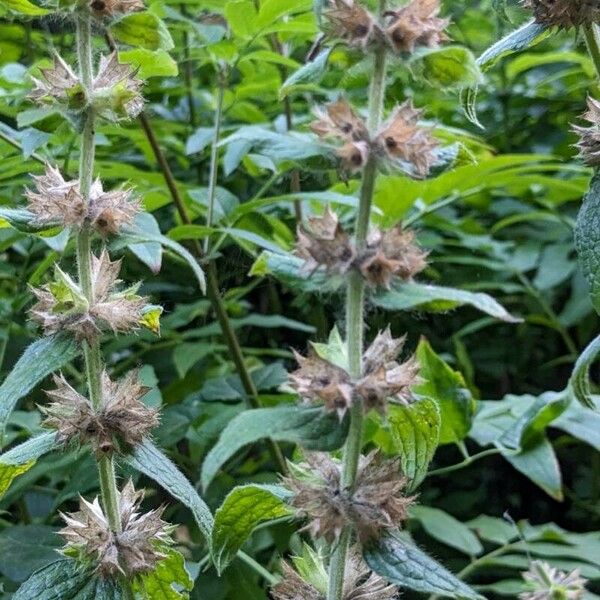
[[384, 0, 449, 53], [336, 140, 370, 172], [60, 480, 172, 576], [90, 0, 144, 18], [295, 207, 356, 275], [357, 328, 420, 413], [289, 351, 353, 419], [272, 549, 397, 600], [522, 0, 600, 28], [520, 561, 587, 599], [29, 55, 86, 110], [41, 370, 158, 454], [88, 179, 141, 235], [572, 96, 600, 167], [311, 99, 369, 143], [374, 102, 438, 178], [284, 452, 414, 543], [31, 250, 154, 342], [323, 0, 381, 49], [358, 226, 427, 288]]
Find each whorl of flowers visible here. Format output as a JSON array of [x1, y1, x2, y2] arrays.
[[522, 0, 600, 29], [311, 99, 438, 177], [283, 451, 415, 543], [29, 52, 143, 121], [60, 480, 173, 576], [31, 249, 161, 342], [519, 561, 587, 599], [90, 0, 144, 18], [41, 370, 158, 454], [323, 0, 381, 50], [572, 96, 600, 167], [25, 164, 140, 234], [272, 549, 397, 600]]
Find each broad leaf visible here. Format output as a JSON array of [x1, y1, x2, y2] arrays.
[[363, 532, 483, 598], [0, 334, 79, 431], [126, 440, 213, 539], [0, 432, 57, 497], [412, 46, 482, 89], [134, 547, 193, 600], [201, 406, 349, 489], [370, 398, 441, 491], [109, 12, 174, 51], [0, 0, 49, 15], [118, 49, 178, 78], [212, 484, 293, 574], [280, 47, 332, 98]]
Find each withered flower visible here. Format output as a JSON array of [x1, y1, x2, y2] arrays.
[[373, 101, 438, 178], [522, 0, 600, 29], [272, 550, 397, 600], [90, 0, 144, 18], [358, 226, 428, 288], [29, 55, 85, 110], [311, 99, 369, 143], [283, 452, 414, 543], [60, 480, 172, 576], [519, 561, 587, 599], [295, 207, 355, 275], [336, 141, 370, 172], [357, 328, 420, 413], [323, 0, 380, 50], [572, 96, 600, 167], [384, 0, 449, 54], [41, 370, 158, 454], [88, 179, 141, 235], [289, 351, 353, 419]]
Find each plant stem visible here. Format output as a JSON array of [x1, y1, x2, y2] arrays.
[[427, 447, 502, 476], [75, 9, 122, 535], [327, 21, 388, 600], [584, 24, 600, 78]]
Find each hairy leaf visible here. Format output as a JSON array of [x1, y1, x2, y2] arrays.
[[280, 47, 332, 98], [201, 406, 349, 489], [212, 484, 293, 573], [0, 334, 79, 431], [134, 547, 193, 600]]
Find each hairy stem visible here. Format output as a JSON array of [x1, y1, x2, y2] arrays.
[[584, 23, 600, 78], [327, 25, 388, 600], [75, 9, 122, 535]]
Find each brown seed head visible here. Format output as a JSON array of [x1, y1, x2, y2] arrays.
[[385, 0, 449, 53], [311, 99, 369, 143], [522, 0, 600, 28], [520, 561, 587, 599], [29, 55, 82, 107], [336, 141, 370, 172], [90, 0, 144, 18], [88, 179, 141, 235], [572, 96, 600, 167], [60, 480, 172, 576], [323, 0, 380, 49], [374, 101, 438, 178]]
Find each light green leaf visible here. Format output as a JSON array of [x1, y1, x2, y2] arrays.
[[126, 440, 213, 540], [554, 398, 600, 451], [0, 0, 48, 15], [224, 0, 257, 37], [280, 47, 332, 98], [412, 46, 482, 89], [134, 547, 193, 600], [212, 484, 293, 574], [109, 12, 174, 51], [118, 49, 178, 78], [122, 212, 162, 274], [371, 398, 440, 491], [201, 406, 349, 489], [0, 432, 57, 497], [415, 339, 475, 445], [410, 506, 484, 557], [467, 515, 517, 546], [372, 282, 521, 323], [257, 0, 312, 27], [363, 532, 483, 598], [0, 334, 79, 431]]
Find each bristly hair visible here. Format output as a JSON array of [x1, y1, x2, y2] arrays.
[[323, 0, 381, 50], [522, 0, 600, 28], [519, 560, 587, 599], [572, 96, 600, 167], [89, 0, 144, 18]]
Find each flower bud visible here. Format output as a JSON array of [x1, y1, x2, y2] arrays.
[[29, 55, 86, 111]]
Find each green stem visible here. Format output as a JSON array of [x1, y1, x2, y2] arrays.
[[427, 448, 502, 476], [584, 24, 600, 78], [237, 550, 279, 585], [327, 25, 388, 600], [75, 9, 122, 535]]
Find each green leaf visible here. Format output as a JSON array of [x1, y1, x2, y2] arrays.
[[212, 484, 293, 574], [0, 432, 57, 497], [0, 334, 79, 431], [363, 532, 483, 599], [201, 406, 349, 489], [0, 0, 49, 15], [412, 46, 482, 89], [109, 13, 174, 50], [372, 282, 521, 323], [118, 49, 178, 78], [415, 339, 475, 445], [126, 439, 213, 540], [554, 399, 600, 451], [575, 172, 600, 314], [569, 333, 600, 410], [410, 506, 484, 557], [121, 212, 162, 274], [134, 547, 193, 600], [257, 0, 312, 27], [14, 559, 123, 599], [280, 47, 332, 98], [224, 0, 257, 38], [370, 398, 440, 491]]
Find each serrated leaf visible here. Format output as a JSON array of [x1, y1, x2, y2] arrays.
[[201, 406, 349, 490], [415, 339, 475, 445], [13, 559, 123, 599], [134, 547, 193, 600], [575, 172, 600, 314], [126, 440, 213, 540], [372, 282, 521, 323], [371, 398, 440, 491], [363, 532, 483, 598], [212, 484, 293, 573], [109, 12, 174, 51], [0, 334, 79, 431], [0, 432, 57, 497], [0, 0, 48, 15], [280, 47, 332, 98]]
